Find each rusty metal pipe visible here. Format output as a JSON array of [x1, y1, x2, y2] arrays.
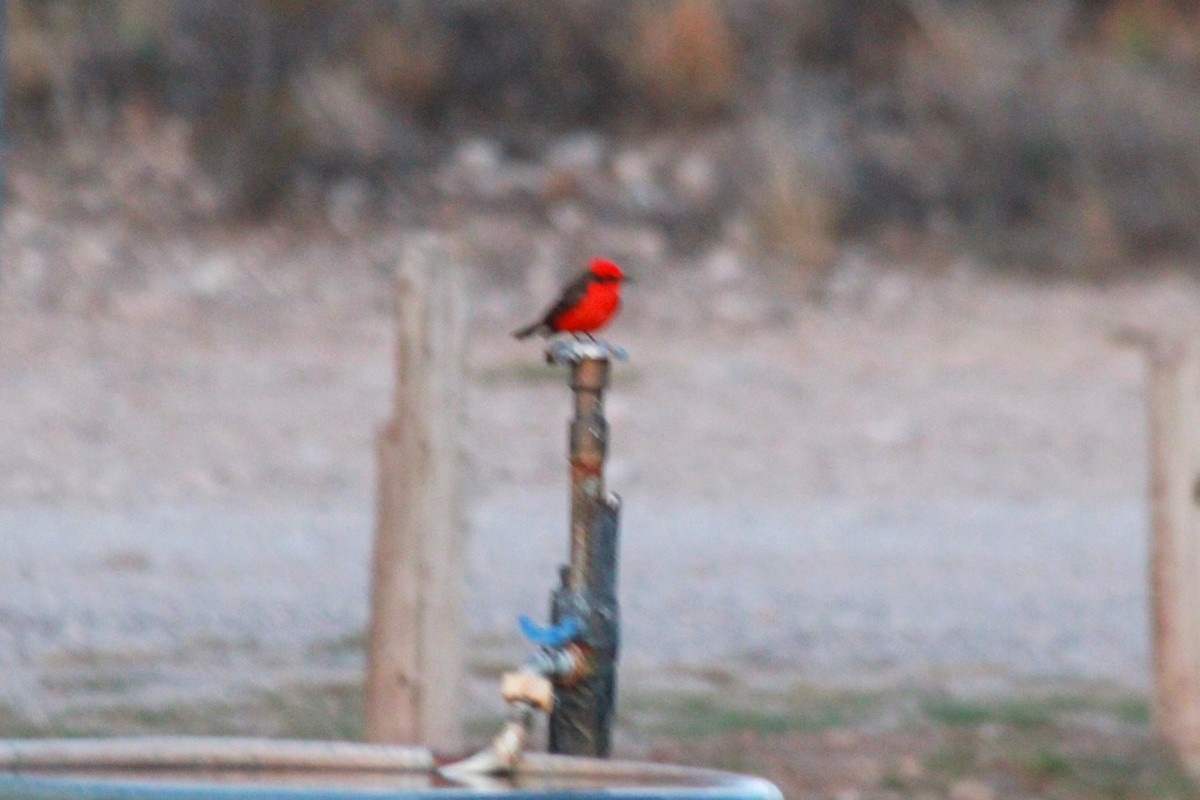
[[567, 356, 610, 590], [544, 340, 625, 758]]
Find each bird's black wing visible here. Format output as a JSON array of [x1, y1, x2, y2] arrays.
[[513, 270, 593, 338], [538, 270, 592, 326]]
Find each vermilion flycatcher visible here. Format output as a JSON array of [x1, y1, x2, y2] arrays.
[[513, 258, 628, 339]]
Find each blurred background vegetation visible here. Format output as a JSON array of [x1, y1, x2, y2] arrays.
[[6, 0, 1200, 277]]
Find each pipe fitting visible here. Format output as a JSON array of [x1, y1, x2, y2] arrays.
[[525, 643, 589, 685], [500, 671, 555, 714]]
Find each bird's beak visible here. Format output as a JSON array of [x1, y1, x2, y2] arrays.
[[622, 275, 634, 284]]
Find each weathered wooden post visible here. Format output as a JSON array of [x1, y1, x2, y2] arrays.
[[365, 235, 466, 751], [1147, 335, 1200, 775], [1, 0, 7, 212]]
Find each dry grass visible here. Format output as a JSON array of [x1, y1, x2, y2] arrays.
[[628, 0, 737, 120], [751, 1, 1200, 275], [9, 1, 1200, 272], [361, 21, 448, 117], [647, 687, 1195, 800], [2, 679, 1187, 800], [747, 122, 839, 273], [1080, 0, 1200, 64]]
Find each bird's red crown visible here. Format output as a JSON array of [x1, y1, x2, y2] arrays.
[[589, 258, 624, 280]]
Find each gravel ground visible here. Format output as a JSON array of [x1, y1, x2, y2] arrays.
[[2, 218, 1197, 718]]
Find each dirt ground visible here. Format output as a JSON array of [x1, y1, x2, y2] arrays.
[[4, 143, 1200, 796]]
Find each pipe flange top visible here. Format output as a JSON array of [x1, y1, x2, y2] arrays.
[[545, 340, 628, 365]]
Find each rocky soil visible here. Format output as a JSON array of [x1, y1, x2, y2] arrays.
[[2, 132, 1199, 733]]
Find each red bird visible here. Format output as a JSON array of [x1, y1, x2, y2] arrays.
[[513, 258, 628, 339]]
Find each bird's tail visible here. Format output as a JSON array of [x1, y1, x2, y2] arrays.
[[512, 321, 550, 339]]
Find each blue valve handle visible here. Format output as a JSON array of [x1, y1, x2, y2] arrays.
[[519, 613, 581, 648]]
